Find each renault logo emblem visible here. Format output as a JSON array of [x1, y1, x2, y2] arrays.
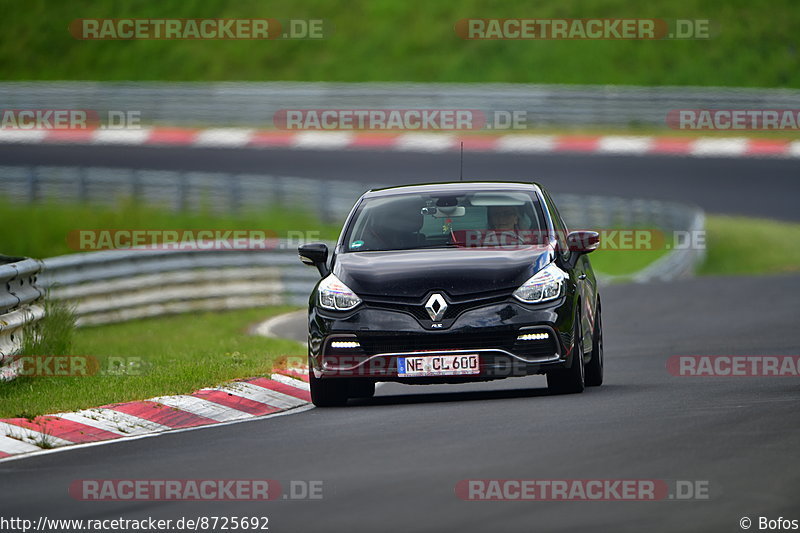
[[424, 293, 448, 321]]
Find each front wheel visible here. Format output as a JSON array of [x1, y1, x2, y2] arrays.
[[309, 357, 349, 407], [547, 317, 585, 395], [585, 306, 604, 387]]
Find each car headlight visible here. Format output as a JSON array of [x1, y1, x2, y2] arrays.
[[513, 263, 566, 303], [318, 274, 362, 311]]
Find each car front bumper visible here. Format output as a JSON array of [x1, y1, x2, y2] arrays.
[[309, 297, 578, 383]]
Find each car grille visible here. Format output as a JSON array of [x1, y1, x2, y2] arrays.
[[356, 330, 559, 358]]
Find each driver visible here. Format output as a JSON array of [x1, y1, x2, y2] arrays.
[[485, 205, 534, 246], [487, 205, 521, 230]]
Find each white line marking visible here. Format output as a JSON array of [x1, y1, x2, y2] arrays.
[[270, 373, 311, 391], [0, 434, 43, 455], [91, 128, 152, 145], [0, 129, 48, 143], [0, 421, 72, 448], [147, 395, 253, 422], [292, 131, 354, 149], [215, 382, 306, 410], [597, 136, 654, 154], [56, 409, 171, 436], [690, 138, 748, 157], [251, 310, 307, 339], [495, 135, 556, 152], [394, 133, 455, 152], [194, 128, 255, 147]]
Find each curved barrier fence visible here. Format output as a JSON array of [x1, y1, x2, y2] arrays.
[[0, 256, 45, 378]]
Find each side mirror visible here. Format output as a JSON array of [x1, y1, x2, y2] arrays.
[[299, 243, 330, 277], [566, 231, 600, 254]]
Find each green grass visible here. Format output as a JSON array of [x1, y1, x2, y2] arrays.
[[699, 215, 800, 275], [20, 297, 76, 359], [0, 197, 341, 259], [592, 215, 800, 277], [2, 0, 799, 87], [0, 307, 304, 418], [591, 248, 669, 277]]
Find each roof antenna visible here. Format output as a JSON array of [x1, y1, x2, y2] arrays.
[[459, 141, 464, 181]]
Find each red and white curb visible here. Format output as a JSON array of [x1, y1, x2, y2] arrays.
[[0, 128, 799, 158], [0, 369, 310, 462]]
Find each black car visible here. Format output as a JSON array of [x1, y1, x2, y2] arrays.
[[299, 181, 603, 406]]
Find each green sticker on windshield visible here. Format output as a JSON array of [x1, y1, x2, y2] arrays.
[[351, 240, 364, 249]]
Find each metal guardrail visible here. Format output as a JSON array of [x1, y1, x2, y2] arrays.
[[40, 246, 321, 326], [0, 166, 368, 223], [0, 256, 45, 377], [632, 210, 706, 282], [0, 165, 704, 231], [1, 82, 799, 128]]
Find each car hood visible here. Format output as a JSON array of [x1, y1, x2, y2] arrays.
[[332, 246, 554, 298]]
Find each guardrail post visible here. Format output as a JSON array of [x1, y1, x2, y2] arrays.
[[177, 171, 188, 211], [77, 167, 88, 203], [27, 167, 39, 203], [230, 174, 242, 214], [131, 169, 142, 203], [274, 175, 285, 207], [0, 258, 45, 380], [318, 180, 332, 224]]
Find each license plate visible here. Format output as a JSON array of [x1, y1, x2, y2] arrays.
[[397, 354, 480, 377]]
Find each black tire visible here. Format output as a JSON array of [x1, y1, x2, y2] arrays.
[[309, 357, 349, 407], [585, 305, 604, 387], [547, 315, 585, 395], [348, 380, 376, 399]]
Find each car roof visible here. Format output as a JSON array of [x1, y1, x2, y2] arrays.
[[363, 181, 544, 198]]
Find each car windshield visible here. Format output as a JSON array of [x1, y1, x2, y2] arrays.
[[343, 189, 549, 252]]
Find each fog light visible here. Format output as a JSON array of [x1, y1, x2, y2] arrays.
[[330, 340, 361, 349], [517, 332, 549, 341]]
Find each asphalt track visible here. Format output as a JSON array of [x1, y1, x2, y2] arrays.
[[1, 274, 799, 532], [1, 145, 799, 532], [1, 143, 799, 220]]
